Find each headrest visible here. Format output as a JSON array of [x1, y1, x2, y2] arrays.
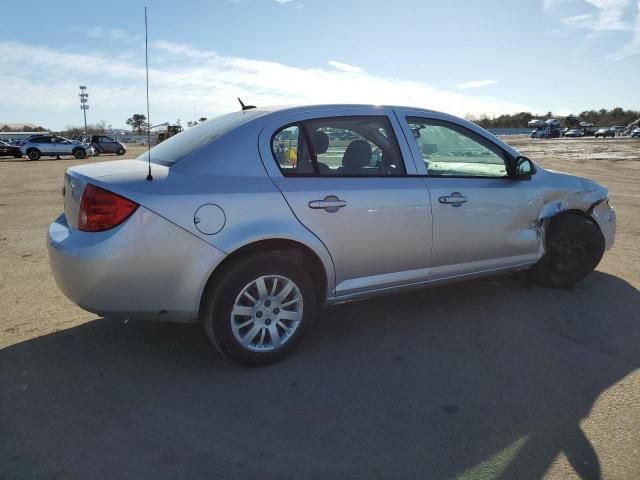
[[310, 131, 329, 154], [342, 140, 372, 168]]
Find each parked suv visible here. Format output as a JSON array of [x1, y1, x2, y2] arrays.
[[88, 135, 127, 156], [21, 135, 94, 160], [594, 128, 615, 138]]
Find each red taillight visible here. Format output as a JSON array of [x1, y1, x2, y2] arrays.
[[78, 184, 138, 232]]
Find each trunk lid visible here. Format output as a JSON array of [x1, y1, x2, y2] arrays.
[[63, 159, 169, 230]]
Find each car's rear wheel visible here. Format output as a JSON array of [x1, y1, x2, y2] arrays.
[[202, 252, 316, 366], [73, 148, 86, 159], [26, 148, 41, 161], [116, 148, 125, 155], [529, 213, 605, 287]]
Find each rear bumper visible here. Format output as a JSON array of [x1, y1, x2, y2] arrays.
[[47, 208, 226, 323]]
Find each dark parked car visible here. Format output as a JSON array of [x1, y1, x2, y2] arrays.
[[594, 128, 615, 138], [0, 140, 23, 158], [89, 135, 126, 156], [564, 129, 583, 138]]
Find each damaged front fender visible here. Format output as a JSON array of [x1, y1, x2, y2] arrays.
[[536, 172, 615, 253]]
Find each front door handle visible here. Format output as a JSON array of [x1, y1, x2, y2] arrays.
[[438, 192, 468, 207], [308, 195, 347, 212]]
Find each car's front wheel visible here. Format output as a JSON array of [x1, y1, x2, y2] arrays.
[[530, 212, 605, 287], [202, 252, 316, 366], [116, 148, 126, 155], [73, 148, 86, 159]]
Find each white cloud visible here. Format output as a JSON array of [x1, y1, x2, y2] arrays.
[[153, 41, 216, 59], [0, 40, 534, 129], [327, 60, 365, 74], [86, 26, 138, 40], [273, 0, 294, 4], [544, 0, 639, 59], [608, 0, 640, 58], [456, 80, 498, 89], [543, 0, 571, 12], [561, 0, 632, 31]]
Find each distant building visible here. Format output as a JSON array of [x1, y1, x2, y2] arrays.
[[0, 131, 51, 141]]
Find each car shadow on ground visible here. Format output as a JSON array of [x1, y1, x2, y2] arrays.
[[1, 271, 638, 479]]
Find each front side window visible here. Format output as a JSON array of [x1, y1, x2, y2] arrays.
[[407, 117, 508, 178], [271, 116, 405, 177]]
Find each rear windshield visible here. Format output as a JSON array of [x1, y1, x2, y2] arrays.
[[137, 110, 264, 166]]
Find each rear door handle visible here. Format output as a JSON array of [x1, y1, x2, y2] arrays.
[[308, 195, 347, 212], [438, 192, 468, 207]]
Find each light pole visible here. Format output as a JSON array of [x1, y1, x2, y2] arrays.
[[79, 86, 89, 135]]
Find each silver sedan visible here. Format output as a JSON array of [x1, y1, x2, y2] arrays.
[[48, 104, 616, 365]]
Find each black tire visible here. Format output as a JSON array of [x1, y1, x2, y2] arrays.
[[202, 252, 316, 366], [529, 213, 605, 287], [117, 148, 126, 155], [73, 148, 86, 159], [26, 148, 41, 161]]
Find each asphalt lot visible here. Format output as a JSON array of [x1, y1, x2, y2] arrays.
[[1, 138, 639, 479]]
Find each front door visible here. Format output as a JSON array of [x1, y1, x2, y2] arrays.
[[397, 112, 543, 279], [259, 111, 432, 297]]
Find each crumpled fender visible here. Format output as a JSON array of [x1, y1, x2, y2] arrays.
[[536, 171, 614, 254]]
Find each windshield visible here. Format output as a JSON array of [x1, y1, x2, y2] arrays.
[[137, 110, 265, 166]]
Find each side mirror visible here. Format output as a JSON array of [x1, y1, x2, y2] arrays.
[[514, 156, 536, 178]]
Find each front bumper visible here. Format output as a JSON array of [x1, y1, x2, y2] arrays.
[[47, 207, 226, 323], [591, 200, 616, 251]]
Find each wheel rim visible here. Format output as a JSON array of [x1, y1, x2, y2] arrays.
[[29, 151, 38, 160], [230, 275, 303, 352], [550, 239, 587, 272]]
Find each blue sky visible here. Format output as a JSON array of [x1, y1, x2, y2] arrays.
[[0, 0, 638, 129]]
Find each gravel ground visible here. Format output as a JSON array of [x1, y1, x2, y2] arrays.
[[1, 137, 639, 479]]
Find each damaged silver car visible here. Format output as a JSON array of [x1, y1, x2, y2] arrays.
[[48, 105, 616, 365]]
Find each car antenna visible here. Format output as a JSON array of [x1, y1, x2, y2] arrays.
[[144, 6, 153, 181], [238, 97, 256, 111]]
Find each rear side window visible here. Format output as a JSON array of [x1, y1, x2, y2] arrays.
[[137, 110, 265, 166], [271, 116, 405, 177]]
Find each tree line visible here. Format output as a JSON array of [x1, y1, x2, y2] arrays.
[[124, 114, 208, 134], [467, 107, 640, 129], [0, 124, 47, 132]]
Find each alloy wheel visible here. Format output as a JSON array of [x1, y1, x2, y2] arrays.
[[230, 275, 303, 352]]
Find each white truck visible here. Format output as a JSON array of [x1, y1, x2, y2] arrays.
[[529, 119, 561, 139]]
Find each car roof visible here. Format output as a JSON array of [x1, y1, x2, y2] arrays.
[[247, 103, 447, 117]]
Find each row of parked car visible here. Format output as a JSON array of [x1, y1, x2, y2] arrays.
[[0, 134, 127, 160], [565, 127, 640, 138]]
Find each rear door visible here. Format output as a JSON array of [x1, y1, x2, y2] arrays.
[[395, 110, 543, 279], [258, 108, 432, 297], [32, 136, 53, 154]]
